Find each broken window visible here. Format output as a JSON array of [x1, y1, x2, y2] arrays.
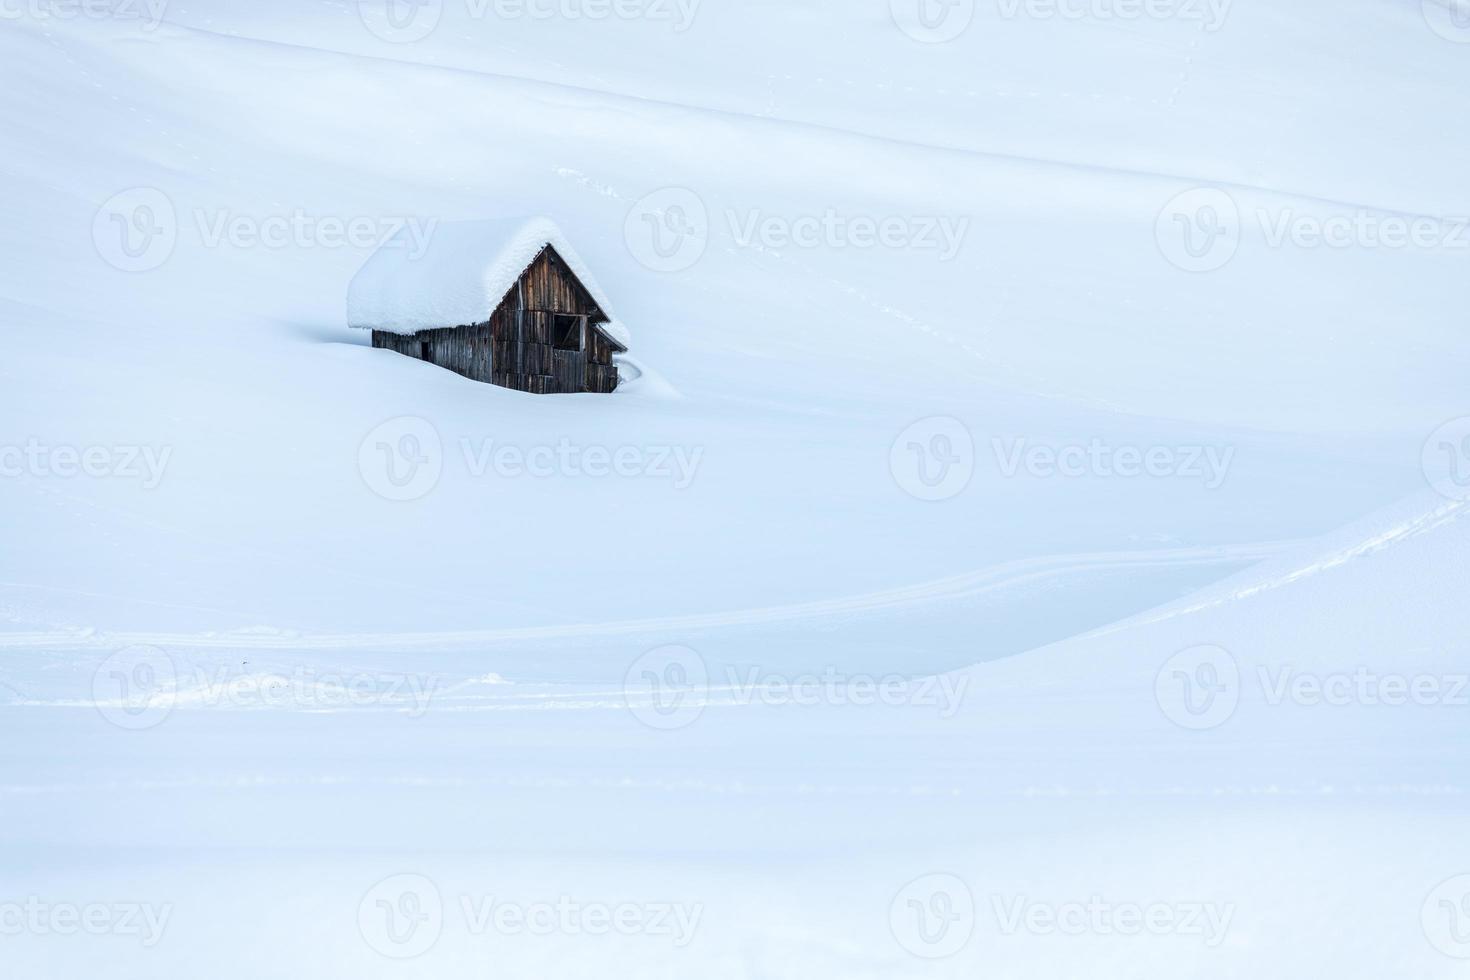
[[552, 314, 584, 352]]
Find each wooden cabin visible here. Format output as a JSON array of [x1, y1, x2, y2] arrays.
[[348, 218, 630, 394]]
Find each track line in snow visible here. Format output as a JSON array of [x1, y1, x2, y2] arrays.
[[0, 541, 1289, 652], [59, 16, 1470, 225], [1082, 499, 1470, 640]]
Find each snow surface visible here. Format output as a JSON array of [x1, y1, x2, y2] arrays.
[[2, 2, 1468, 978], [346, 215, 629, 348]]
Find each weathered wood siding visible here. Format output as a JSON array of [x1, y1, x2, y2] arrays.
[[372, 323, 492, 381], [370, 245, 620, 394]]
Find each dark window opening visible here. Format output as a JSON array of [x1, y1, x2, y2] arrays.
[[419, 341, 432, 361], [552, 314, 584, 352]]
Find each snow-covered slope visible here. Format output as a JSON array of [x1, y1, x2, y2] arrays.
[[2, 3, 1463, 638], [2, 3, 1468, 978], [3, 491, 1467, 979]]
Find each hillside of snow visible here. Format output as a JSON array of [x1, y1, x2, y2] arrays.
[[4, 1, 1468, 639], [5, 489, 1468, 978], [2, 1, 1469, 977]]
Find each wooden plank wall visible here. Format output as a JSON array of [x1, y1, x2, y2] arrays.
[[371, 245, 620, 394], [372, 323, 492, 383]]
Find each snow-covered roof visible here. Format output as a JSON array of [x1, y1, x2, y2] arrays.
[[597, 318, 631, 351], [347, 216, 627, 350]]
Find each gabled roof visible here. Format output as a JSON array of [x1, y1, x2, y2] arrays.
[[347, 216, 628, 350]]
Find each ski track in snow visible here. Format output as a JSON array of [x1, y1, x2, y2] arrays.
[[50, 16, 1468, 226], [1, 772, 1460, 800], [185, 20, 1462, 222], [1082, 498, 1469, 640], [0, 541, 1289, 652]]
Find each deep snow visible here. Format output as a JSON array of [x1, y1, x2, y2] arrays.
[[2, 1, 1469, 977]]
